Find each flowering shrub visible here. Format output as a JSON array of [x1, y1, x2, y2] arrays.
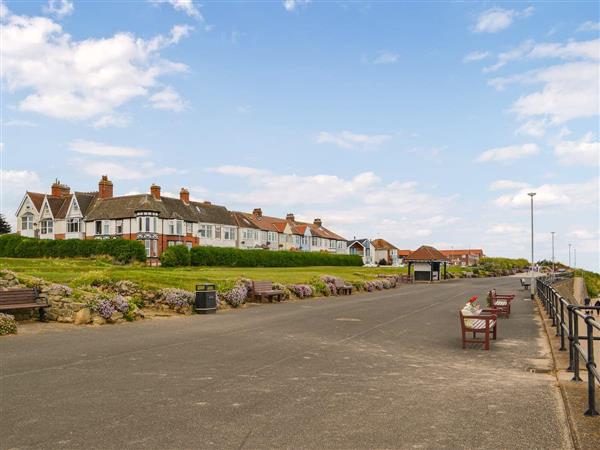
[[382, 279, 392, 289], [93, 298, 116, 319], [0, 313, 17, 335], [219, 283, 248, 308], [364, 279, 386, 291], [288, 284, 313, 298], [112, 295, 130, 313], [273, 283, 291, 300], [160, 288, 194, 309], [320, 276, 338, 296]]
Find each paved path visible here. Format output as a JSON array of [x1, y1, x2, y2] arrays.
[[1, 278, 571, 449]]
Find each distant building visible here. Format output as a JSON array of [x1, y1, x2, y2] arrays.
[[371, 238, 400, 265], [440, 249, 485, 266], [405, 245, 449, 282], [347, 238, 376, 265]]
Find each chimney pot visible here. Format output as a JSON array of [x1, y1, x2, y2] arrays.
[[98, 175, 113, 199], [313, 218, 322, 227], [286, 213, 295, 222], [180, 188, 190, 204], [253, 208, 263, 217], [51, 179, 70, 197], [150, 184, 161, 200]]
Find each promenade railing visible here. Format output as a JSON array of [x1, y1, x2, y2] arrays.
[[536, 275, 599, 416]]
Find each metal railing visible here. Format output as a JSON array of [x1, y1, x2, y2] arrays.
[[536, 276, 599, 416]]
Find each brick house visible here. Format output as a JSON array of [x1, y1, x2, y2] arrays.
[[371, 238, 400, 265], [440, 249, 485, 266]]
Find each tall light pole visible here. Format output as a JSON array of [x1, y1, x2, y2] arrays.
[[574, 248, 577, 275], [568, 243, 572, 268], [551, 231, 555, 280], [528, 192, 536, 300]]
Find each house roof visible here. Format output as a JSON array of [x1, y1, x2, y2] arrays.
[[45, 195, 70, 218], [74, 192, 98, 216], [26, 192, 45, 212], [440, 249, 484, 256], [235, 212, 280, 231], [85, 194, 236, 224], [405, 245, 448, 262], [232, 212, 261, 229], [348, 238, 370, 247], [308, 223, 345, 241], [372, 238, 398, 250], [397, 249, 412, 257]]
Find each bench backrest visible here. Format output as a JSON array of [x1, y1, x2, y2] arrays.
[[333, 278, 346, 288], [0, 288, 38, 305], [253, 281, 273, 292]]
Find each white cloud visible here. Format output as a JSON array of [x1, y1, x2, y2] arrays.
[[0, 7, 190, 122], [553, 134, 600, 166], [372, 51, 399, 65], [92, 114, 131, 129], [44, 0, 73, 19], [515, 119, 549, 138], [577, 21, 600, 32], [473, 6, 533, 33], [149, 0, 203, 20], [149, 86, 188, 112], [494, 178, 599, 208], [1, 119, 37, 127], [73, 160, 181, 181], [476, 143, 540, 163], [463, 51, 491, 63], [569, 228, 596, 240], [489, 180, 530, 191], [486, 223, 527, 235], [316, 130, 391, 150], [0, 169, 41, 188], [69, 139, 150, 157], [206, 166, 269, 177], [283, 0, 310, 12]]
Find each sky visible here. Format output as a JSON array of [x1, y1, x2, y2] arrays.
[[1, 0, 599, 271]]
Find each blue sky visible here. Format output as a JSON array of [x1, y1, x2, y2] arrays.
[[1, 0, 599, 270]]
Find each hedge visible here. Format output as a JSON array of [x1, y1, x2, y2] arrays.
[[0, 235, 146, 264], [190, 246, 363, 267], [160, 245, 191, 267]]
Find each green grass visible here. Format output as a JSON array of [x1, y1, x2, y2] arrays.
[[0, 257, 408, 291]]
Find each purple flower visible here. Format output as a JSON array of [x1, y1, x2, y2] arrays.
[[219, 284, 248, 308], [93, 299, 116, 319], [112, 295, 130, 313], [288, 284, 313, 298]]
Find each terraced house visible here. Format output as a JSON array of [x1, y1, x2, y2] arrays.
[[15, 176, 348, 260]]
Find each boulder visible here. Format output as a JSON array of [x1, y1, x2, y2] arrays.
[[73, 308, 92, 325], [92, 316, 106, 325]]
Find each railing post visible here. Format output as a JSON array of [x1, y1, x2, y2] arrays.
[[572, 313, 582, 382], [567, 305, 575, 371], [555, 293, 560, 337], [559, 301, 566, 350], [551, 290, 557, 326], [584, 316, 599, 416]]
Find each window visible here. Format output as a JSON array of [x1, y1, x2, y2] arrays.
[[268, 232, 277, 244], [186, 222, 193, 234], [199, 224, 213, 239], [312, 237, 318, 246], [224, 227, 235, 240], [72, 201, 79, 212], [144, 240, 157, 257], [243, 229, 257, 240], [67, 218, 80, 233], [330, 240, 335, 248], [41, 219, 53, 234], [103, 221, 110, 235], [96, 221, 102, 235], [168, 220, 183, 235], [21, 214, 34, 230], [116, 220, 123, 235], [138, 215, 157, 233], [176, 220, 183, 236], [215, 226, 222, 239], [168, 241, 175, 247]]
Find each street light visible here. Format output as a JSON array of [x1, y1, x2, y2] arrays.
[[528, 192, 536, 300], [551, 231, 555, 280], [568, 243, 572, 268]]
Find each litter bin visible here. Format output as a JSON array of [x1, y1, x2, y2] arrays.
[[195, 284, 217, 314]]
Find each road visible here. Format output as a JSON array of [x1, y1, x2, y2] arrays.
[[1, 277, 572, 449]]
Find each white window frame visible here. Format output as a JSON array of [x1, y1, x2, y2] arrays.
[[116, 220, 123, 235], [215, 226, 221, 239], [67, 218, 80, 233], [41, 219, 53, 234], [21, 214, 34, 230]]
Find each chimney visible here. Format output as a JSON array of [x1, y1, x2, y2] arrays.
[[98, 175, 113, 199], [253, 208, 263, 217], [51, 179, 70, 197], [180, 188, 190, 204], [150, 183, 161, 200], [203, 200, 212, 205], [313, 218, 322, 227], [286, 213, 295, 222]]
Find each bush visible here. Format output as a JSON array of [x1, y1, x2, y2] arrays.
[[0, 313, 17, 335], [378, 258, 388, 266], [159, 288, 194, 310], [288, 284, 313, 298], [0, 235, 146, 263], [190, 246, 362, 267], [218, 283, 248, 308], [160, 245, 191, 267]]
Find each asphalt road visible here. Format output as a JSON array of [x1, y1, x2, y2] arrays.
[[1, 277, 572, 449]]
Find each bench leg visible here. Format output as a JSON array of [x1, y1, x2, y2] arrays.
[[38, 307, 47, 322], [484, 327, 490, 350], [493, 325, 497, 340]]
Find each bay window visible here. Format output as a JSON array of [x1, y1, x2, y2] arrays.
[[41, 219, 53, 234], [21, 214, 34, 230], [199, 224, 213, 239]]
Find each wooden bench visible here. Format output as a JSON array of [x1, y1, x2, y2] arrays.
[[251, 281, 284, 303], [520, 278, 531, 290], [488, 289, 515, 317], [0, 288, 48, 321], [459, 309, 498, 350], [333, 278, 353, 295]]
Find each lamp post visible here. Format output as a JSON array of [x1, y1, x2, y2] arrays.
[[574, 248, 577, 276], [551, 231, 555, 281], [568, 243, 572, 268], [528, 192, 536, 300]]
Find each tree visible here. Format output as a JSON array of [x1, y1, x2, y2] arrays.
[[0, 214, 12, 234]]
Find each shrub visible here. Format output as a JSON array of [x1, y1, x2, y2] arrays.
[[190, 246, 362, 267], [288, 284, 313, 298], [378, 258, 388, 266], [92, 298, 116, 319], [159, 288, 194, 309], [0, 313, 17, 335], [0, 235, 146, 263], [219, 283, 248, 308], [160, 245, 191, 267]]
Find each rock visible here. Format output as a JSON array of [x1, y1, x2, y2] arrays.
[[108, 311, 124, 323], [73, 308, 92, 325], [92, 316, 106, 325], [57, 316, 74, 323]]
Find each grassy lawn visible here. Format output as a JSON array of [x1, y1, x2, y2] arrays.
[[0, 258, 410, 291]]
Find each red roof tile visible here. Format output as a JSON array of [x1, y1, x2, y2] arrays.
[[405, 245, 448, 261]]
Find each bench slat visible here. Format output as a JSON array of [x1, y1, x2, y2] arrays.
[[0, 302, 48, 310]]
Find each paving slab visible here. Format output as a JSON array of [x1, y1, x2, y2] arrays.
[[0, 278, 572, 449]]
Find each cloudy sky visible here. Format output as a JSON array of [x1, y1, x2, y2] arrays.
[[1, 1, 598, 270]]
